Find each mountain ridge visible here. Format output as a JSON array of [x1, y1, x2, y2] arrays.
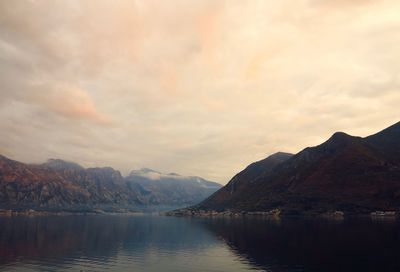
[[183, 121, 400, 216], [0, 156, 221, 212]]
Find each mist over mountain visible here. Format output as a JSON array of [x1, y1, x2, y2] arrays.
[[0, 157, 220, 212], [126, 168, 221, 206]]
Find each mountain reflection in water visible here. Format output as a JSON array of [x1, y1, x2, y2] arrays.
[[1, 215, 400, 271], [201, 217, 400, 272]]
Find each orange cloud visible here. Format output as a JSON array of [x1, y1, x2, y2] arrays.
[[41, 85, 113, 125]]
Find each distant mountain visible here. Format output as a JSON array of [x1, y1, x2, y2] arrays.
[[192, 122, 400, 215], [0, 156, 141, 212], [125, 168, 222, 206], [0, 156, 220, 212]]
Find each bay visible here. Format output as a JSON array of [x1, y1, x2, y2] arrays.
[[1, 215, 400, 271]]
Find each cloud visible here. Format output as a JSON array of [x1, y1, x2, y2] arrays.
[[33, 84, 114, 125], [0, 0, 399, 183]]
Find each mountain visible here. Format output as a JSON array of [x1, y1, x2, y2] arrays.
[[0, 156, 220, 212], [125, 168, 222, 206], [365, 121, 400, 160], [198, 152, 293, 210], [191, 122, 400, 215], [0, 156, 141, 212]]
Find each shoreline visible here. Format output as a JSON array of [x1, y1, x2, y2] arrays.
[[0, 209, 149, 217], [1, 208, 398, 219], [165, 208, 399, 220]]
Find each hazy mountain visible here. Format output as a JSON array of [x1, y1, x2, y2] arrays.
[[194, 122, 400, 215], [0, 156, 220, 212], [0, 156, 142, 211], [125, 168, 222, 206]]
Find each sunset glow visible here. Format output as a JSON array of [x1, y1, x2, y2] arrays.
[[1, 0, 399, 183]]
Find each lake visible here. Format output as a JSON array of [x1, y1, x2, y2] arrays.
[[1, 215, 400, 271]]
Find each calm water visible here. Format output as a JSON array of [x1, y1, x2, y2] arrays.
[[1, 215, 400, 271]]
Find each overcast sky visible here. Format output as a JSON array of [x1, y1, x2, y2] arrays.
[[0, 0, 399, 184]]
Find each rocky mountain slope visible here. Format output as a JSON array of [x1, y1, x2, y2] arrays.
[[0, 157, 220, 212], [191, 122, 400, 215], [0, 156, 141, 211]]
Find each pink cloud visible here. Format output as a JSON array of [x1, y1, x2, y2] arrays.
[[39, 85, 113, 125]]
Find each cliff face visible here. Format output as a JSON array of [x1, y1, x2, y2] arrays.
[[0, 157, 141, 210], [195, 122, 400, 215], [0, 157, 220, 211]]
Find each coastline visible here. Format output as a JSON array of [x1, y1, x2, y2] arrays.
[[2, 207, 398, 219], [0, 209, 145, 217], [165, 208, 399, 219]]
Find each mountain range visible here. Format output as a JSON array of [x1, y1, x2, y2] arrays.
[[2, 121, 399, 215], [0, 157, 221, 212], [184, 121, 400, 216]]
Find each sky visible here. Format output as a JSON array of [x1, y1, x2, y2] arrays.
[[0, 0, 399, 184]]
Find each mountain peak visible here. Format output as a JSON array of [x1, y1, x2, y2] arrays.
[[330, 131, 351, 139], [129, 168, 161, 177], [43, 159, 83, 170], [323, 131, 359, 146], [269, 152, 294, 159], [140, 168, 160, 173]]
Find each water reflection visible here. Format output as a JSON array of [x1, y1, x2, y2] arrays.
[[202, 217, 400, 272], [1, 215, 400, 271], [0, 215, 258, 271]]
